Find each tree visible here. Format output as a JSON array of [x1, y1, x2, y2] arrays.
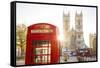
[[16, 24, 27, 59]]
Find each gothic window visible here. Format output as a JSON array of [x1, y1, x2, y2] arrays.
[[64, 19, 68, 23], [77, 26, 80, 29], [78, 35, 81, 38], [78, 19, 80, 25], [78, 41, 81, 44], [71, 35, 75, 45]]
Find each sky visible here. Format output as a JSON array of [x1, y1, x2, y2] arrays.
[[16, 3, 96, 47]]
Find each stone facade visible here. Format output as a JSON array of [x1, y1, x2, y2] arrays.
[[63, 12, 86, 51], [89, 33, 96, 55]]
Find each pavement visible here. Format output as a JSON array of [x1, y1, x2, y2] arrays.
[[60, 56, 78, 63], [16, 56, 96, 65], [60, 56, 96, 63], [16, 60, 25, 65]]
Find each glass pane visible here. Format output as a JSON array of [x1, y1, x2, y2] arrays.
[[42, 48, 48, 54], [35, 48, 42, 54], [48, 55, 50, 62], [37, 41, 42, 46], [32, 40, 51, 63], [42, 56, 47, 63], [34, 56, 41, 63], [32, 40, 50, 47], [35, 48, 51, 54], [42, 41, 48, 46]]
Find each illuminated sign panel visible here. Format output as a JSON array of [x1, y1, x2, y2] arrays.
[[31, 25, 53, 33], [31, 29, 53, 33]]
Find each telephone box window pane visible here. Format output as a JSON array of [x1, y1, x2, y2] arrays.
[[42, 48, 48, 54], [37, 41, 42, 46], [48, 55, 50, 62], [35, 48, 42, 54], [42, 41, 49, 46], [42, 56, 44, 62], [32, 40, 50, 46], [43, 43, 48, 46], [34, 48, 49, 54], [42, 56, 47, 63], [32, 40, 51, 63], [34, 56, 41, 63]]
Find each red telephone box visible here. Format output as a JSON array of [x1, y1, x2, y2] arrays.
[[25, 23, 59, 65]]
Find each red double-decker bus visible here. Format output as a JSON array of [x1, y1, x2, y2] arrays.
[[25, 23, 60, 65]]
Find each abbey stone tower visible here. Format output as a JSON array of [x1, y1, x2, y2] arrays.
[[63, 11, 86, 51]]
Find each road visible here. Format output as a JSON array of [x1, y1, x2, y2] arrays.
[[60, 56, 78, 63], [60, 56, 96, 63]]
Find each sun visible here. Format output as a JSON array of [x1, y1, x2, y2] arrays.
[[58, 34, 64, 42]]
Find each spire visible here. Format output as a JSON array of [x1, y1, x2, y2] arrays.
[[63, 10, 67, 17], [63, 10, 70, 17]]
